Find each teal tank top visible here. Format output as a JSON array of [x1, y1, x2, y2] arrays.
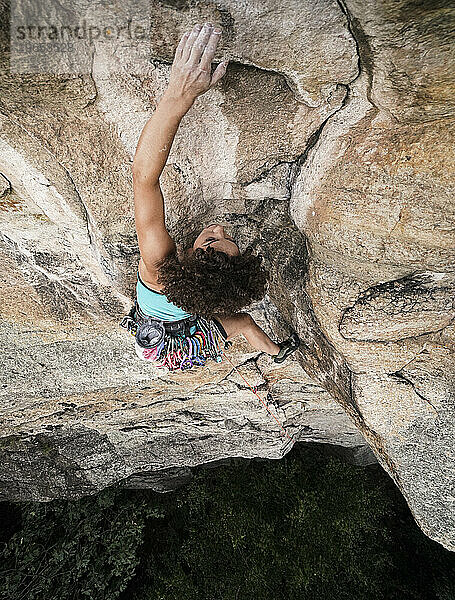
[[136, 270, 192, 322]]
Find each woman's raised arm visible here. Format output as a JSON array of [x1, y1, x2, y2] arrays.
[[132, 22, 228, 183]]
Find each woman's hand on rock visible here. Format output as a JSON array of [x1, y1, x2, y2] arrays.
[[164, 22, 228, 106]]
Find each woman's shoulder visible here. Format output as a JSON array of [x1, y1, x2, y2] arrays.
[[138, 257, 165, 293]]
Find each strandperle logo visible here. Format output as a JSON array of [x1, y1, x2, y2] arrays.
[[13, 18, 147, 45], [10, 0, 151, 75]]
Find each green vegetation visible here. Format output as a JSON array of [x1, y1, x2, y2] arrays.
[[0, 443, 454, 600]]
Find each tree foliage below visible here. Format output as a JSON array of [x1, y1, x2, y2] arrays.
[[1, 443, 454, 600]]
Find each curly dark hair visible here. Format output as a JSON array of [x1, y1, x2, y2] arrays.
[[154, 244, 269, 320]]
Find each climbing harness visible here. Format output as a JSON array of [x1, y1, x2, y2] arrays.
[[120, 298, 232, 372], [119, 299, 295, 447]]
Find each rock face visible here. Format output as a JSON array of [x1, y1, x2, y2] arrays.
[[0, 0, 454, 550]]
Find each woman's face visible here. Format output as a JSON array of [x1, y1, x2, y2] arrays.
[[190, 223, 240, 257]]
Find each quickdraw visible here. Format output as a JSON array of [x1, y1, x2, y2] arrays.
[[221, 351, 295, 448]]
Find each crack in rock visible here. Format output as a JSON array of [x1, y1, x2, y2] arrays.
[[388, 371, 439, 416]]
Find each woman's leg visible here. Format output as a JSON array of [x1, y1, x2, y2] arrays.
[[212, 312, 280, 356]]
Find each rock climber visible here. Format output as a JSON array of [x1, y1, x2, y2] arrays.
[[123, 21, 300, 371]]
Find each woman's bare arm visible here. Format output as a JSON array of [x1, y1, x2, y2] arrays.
[[132, 22, 228, 184], [132, 22, 228, 269]]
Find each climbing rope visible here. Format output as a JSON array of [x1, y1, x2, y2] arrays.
[[221, 350, 295, 446]]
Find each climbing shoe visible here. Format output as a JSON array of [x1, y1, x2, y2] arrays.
[[271, 332, 301, 364]]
